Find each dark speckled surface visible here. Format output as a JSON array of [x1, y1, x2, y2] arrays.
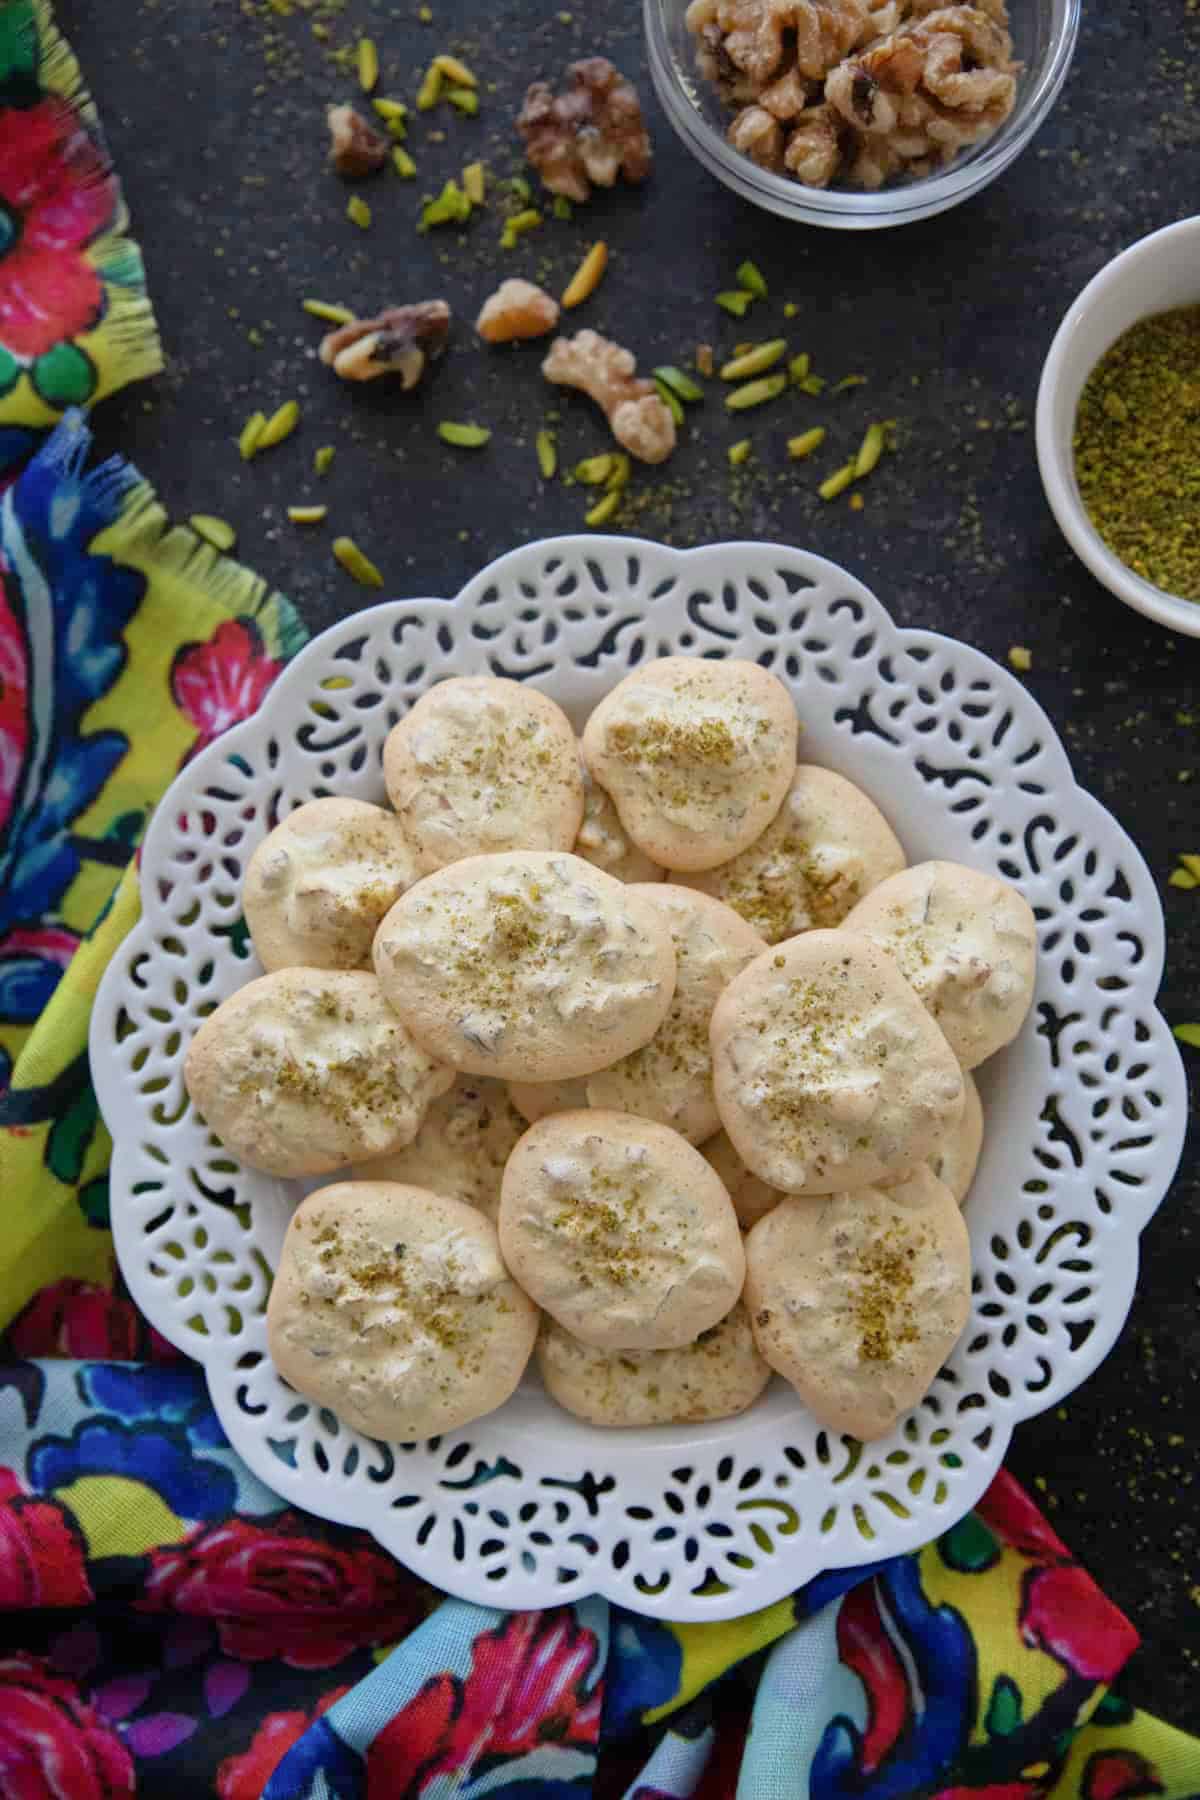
[[59, 0, 1198, 1728]]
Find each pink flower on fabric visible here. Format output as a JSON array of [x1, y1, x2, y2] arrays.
[[0, 102, 115, 359], [975, 1470, 1072, 1562], [5, 1277, 178, 1362], [365, 1610, 603, 1794], [137, 1513, 424, 1670], [0, 1468, 92, 1610], [1019, 1563, 1139, 1685], [0, 1651, 134, 1800], [169, 619, 283, 757]]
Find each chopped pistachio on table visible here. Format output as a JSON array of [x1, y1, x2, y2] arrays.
[[392, 146, 416, 178], [653, 366, 704, 404], [333, 536, 384, 586], [1008, 646, 1033, 672], [257, 401, 300, 449], [355, 36, 379, 92], [736, 259, 768, 299], [288, 505, 329, 524], [653, 378, 685, 427], [536, 429, 557, 478], [1173, 1024, 1200, 1048], [346, 194, 372, 228], [438, 421, 492, 447], [302, 298, 353, 324], [238, 411, 266, 460], [728, 438, 752, 466], [725, 373, 787, 412], [721, 341, 786, 381]]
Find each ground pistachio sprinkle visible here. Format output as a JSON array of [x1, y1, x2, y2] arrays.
[[1074, 306, 1200, 601]]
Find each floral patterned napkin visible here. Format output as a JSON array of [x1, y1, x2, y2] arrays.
[[0, 0, 161, 422]]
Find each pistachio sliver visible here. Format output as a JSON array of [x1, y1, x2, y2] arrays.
[[788, 427, 826, 460], [653, 365, 705, 403], [721, 340, 786, 381], [333, 536, 384, 587], [574, 454, 614, 485], [715, 290, 753, 318], [818, 462, 857, 500], [288, 505, 329, 524], [536, 429, 557, 479], [854, 422, 887, 479], [258, 400, 300, 448], [438, 421, 491, 447], [653, 377, 685, 426], [303, 299, 354, 324], [736, 259, 768, 298], [725, 373, 787, 412], [728, 438, 751, 467], [238, 410, 266, 460], [585, 490, 620, 527], [357, 35, 379, 91]]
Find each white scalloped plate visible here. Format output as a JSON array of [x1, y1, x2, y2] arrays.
[[90, 538, 1187, 1621]]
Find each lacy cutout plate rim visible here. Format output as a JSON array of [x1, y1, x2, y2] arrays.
[[91, 535, 1187, 1621]]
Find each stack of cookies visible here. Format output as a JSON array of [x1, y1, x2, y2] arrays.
[[184, 659, 1036, 1444]]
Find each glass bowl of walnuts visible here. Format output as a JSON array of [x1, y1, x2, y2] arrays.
[[645, 0, 1079, 228]]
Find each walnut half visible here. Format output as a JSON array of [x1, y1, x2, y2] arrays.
[[319, 302, 451, 389], [327, 104, 389, 177], [542, 329, 676, 464], [518, 59, 652, 203]]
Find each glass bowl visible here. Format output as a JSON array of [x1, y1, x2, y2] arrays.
[[644, 0, 1080, 229]]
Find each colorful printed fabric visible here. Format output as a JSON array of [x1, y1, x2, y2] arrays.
[[0, 1330, 1198, 1797], [0, 0, 162, 423], [0, 415, 1197, 1798], [0, 414, 304, 1325]]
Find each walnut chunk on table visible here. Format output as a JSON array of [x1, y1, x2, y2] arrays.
[[476, 279, 560, 344], [326, 104, 389, 177], [543, 330, 676, 465], [319, 301, 450, 388], [518, 58, 652, 203]]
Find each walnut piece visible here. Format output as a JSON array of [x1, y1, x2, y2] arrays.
[[518, 59, 652, 203], [784, 102, 845, 186], [826, 5, 1018, 177], [327, 104, 389, 177], [688, 0, 1018, 191], [728, 105, 785, 170], [542, 330, 676, 464], [476, 279, 560, 344], [319, 302, 451, 389]]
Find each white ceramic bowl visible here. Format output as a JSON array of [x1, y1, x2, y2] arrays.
[[1037, 216, 1200, 638], [645, 0, 1079, 229]]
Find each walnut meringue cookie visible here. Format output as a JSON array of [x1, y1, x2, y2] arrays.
[[844, 861, 1037, 1069], [924, 1069, 984, 1205], [498, 1110, 744, 1350], [582, 657, 798, 872], [586, 885, 766, 1144], [537, 1302, 771, 1427], [268, 1181, 539, 1441], [573, 764, 665, 883], [355, 1075, 525, 1223], [678, 764, 905, 943], [710, 929, 964, 1195], [701, 1129, 782, 1230], [507, 1076, 591, 1125], [243, 798, 421, 972], [373, 851, 676, 1082], [744, 1168, 971, 1441], [184, 969, 454, 1178], [383, 676, 584, 873]]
